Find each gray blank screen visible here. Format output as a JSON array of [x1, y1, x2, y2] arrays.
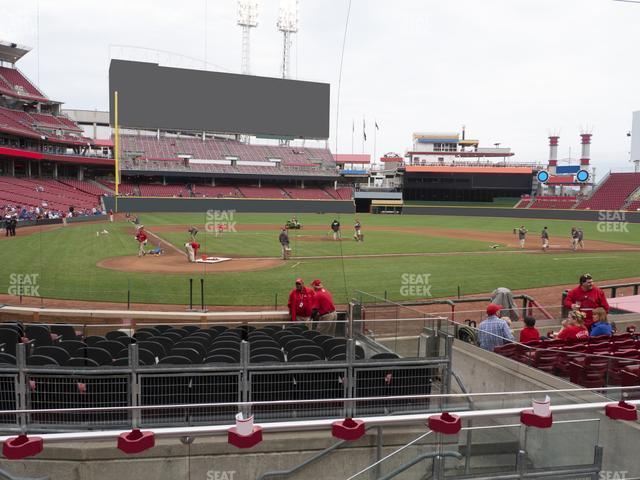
[[109, 60, 330, 139]]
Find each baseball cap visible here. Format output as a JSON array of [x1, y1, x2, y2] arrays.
[[295, 278, 303, 285], [579, 273, 593, 284], [486, 303, 503, 316], [311, 279, 322, 287]]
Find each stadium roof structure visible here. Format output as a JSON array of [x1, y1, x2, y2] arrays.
[[0, 40, 31, 64], [334, 154, 370, 164]]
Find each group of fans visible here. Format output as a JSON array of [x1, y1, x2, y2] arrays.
[[287, 278, 337, 335], [516, 225, 585, 251], [478, 273, 612, 351]]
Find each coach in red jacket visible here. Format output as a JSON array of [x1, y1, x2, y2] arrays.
[[288, 278, 314, 323], [564, 274, 610, 330], [311, 279, 337, 335]]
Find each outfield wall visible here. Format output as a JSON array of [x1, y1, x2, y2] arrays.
[[403, 205, 640, 223], [103, 197, 355, 214]]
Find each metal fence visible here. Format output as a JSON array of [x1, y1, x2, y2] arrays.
[[0, 333, 452, 433]]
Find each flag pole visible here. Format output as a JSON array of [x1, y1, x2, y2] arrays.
[[114, 90, 120, 212], [374, 119, 377, 168]]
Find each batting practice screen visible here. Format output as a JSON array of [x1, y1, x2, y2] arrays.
[[108, 60, 330, 139]]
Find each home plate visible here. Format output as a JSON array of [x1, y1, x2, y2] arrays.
[[196, 256, 232, 264]]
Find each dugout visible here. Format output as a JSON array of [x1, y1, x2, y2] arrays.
[[370, 199, 403, 214]]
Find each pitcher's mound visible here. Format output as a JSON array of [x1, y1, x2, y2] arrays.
[[98, 254, 283, 274]]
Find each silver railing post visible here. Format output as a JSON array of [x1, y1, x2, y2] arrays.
[[16, 343, 27, 433], [129, 342, 140, 429], [240, 340, 251, 419]]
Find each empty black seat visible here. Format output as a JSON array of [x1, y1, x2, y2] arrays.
[[58, 340, 86, 356], [250, 339, 280, 350], [136, 327, 161, 336], [302, 330, 321, 339], [161, 332, 183, 343], [181, 325, 201, 334], [289, 344, 324, 360], [84, 335, 106, 347], [251, 354, 281, 363], [136, 341, 167, 360], [174, 341, 207, 357], [312, 334, 333, 347], [113, 336, 132, 347], [27, 355, 58, 366], [148, 336, 174, 354], [171, 348, 203, 364], [164, 328, 188, 338], [153, 325, 172, 333], [159, 355, 192, 365], [50, 324, 79, 341], [0, 352, 16, 365], [32, 346, 70, 365], [26, 325, 53, 347], [328, 343, 365, 360], [112, 357, 129, 366], [251, 347, 284, 361], [105, 330, 129, 341], [288, 353, 322, 362], [76, 347, 112, 366], [284, 338, 316, 353], [210, 348, 240, 362], [211, 340, 241, 351], [204, 354, 237, 364], [66, 357, 100, 367], [133, 331, 153, 341], [0, 328, 21, 356], [95, 340, 127, 357]]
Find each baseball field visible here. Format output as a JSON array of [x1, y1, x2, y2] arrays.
[[1, 211, 639, 307]]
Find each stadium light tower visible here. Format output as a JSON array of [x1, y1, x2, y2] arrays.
[[277, 0, 298, 79], [238, 0, 259, 75]]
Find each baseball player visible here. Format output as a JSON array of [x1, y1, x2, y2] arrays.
[[188, 226, 198, 242], [279, 227, 291, 260], [570, 227, 579, 251], [577, 228, 584, 250], [330, 219, 341, 241], [353, 218, 363, 241], [185, 242, 196, 262], [135, 226, 148, 257], [517, 225, 527, 249], [541, 226, 549, 252]]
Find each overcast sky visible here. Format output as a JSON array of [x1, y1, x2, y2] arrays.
[[3, 0, 640, 174]]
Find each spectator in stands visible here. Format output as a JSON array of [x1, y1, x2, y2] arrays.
[[564, 273, 610, 330], [590, 307, 613, 337], [519, 316, 541, 344], [477, 304, 514, 351], [287, 278, 314, 324], [556, 310, 589, 340], [311, 279, 337, 335]]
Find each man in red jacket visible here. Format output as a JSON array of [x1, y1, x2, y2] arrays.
[[564, 273, 610, 330], [311, 279, 337, 335], [287, 278, 314, 324]]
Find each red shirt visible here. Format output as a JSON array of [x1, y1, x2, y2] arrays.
[[312, 288, 335, 316], [564, 285, 610, 327], [288, 287, 314, 321], [519, 327, 540, 344], [557, 325, 589, 341], [135, 231, 147, 243]]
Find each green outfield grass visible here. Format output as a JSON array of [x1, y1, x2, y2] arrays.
[[0, 212, 638, 306]]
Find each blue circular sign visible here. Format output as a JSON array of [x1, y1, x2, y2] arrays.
[[536, 171, 549, 183], [576, 170, 590, 182]]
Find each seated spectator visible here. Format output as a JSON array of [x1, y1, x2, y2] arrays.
[[556, 311, 589, 340], [519, 316, 541, 344], [477, 303, 514, 350], [590, 307, 613, 337]]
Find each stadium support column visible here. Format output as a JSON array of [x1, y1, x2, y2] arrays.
[[580, 133, 592, 196], [548, 135, 559, 195], [27, 160, 31, 178], [9, 158, 15, 176], [78, 167, 84, 181], [52, 162, 57, 179]]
